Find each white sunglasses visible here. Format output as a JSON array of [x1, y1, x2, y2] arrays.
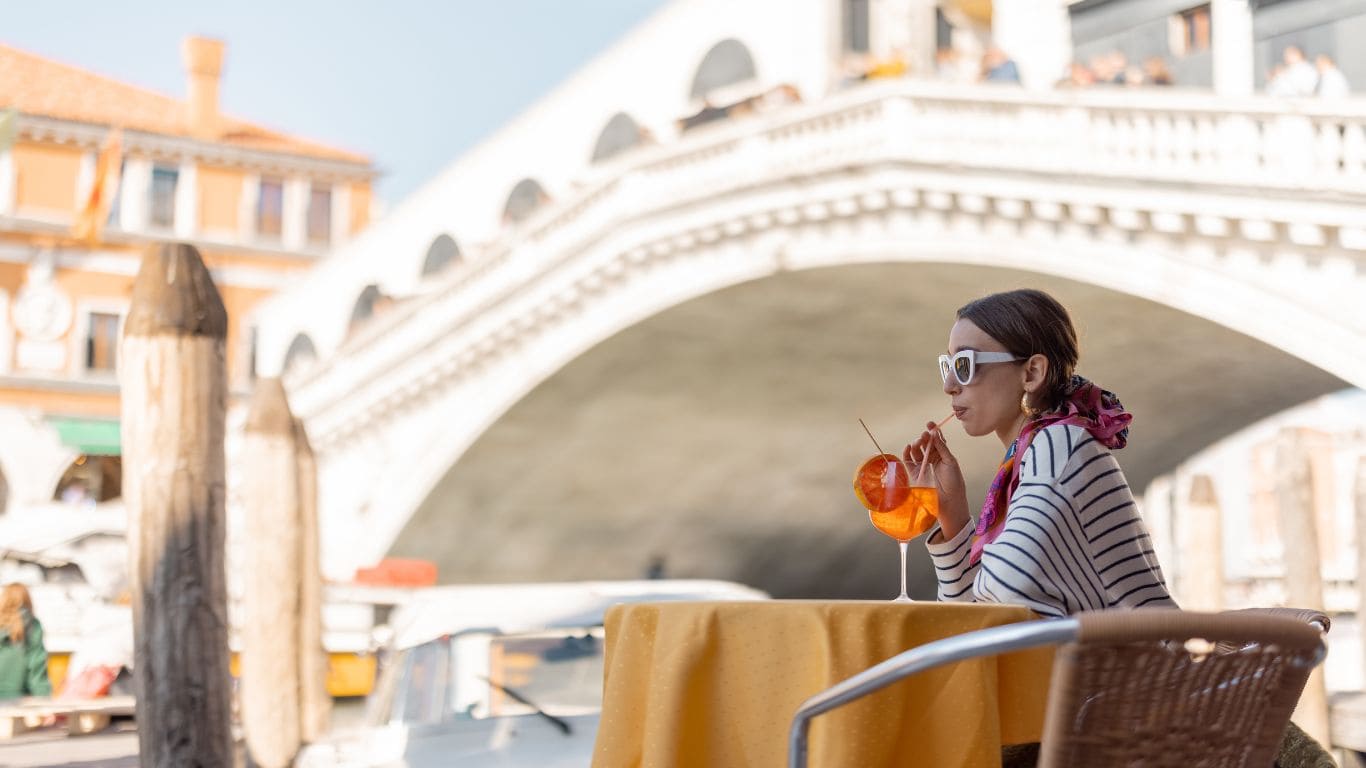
[[938, 350, 1026, 386]]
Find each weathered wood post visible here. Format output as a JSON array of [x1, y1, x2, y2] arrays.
[[1181, 475, 1224, 611], [120, 243, 233, 767], [1357, 455, 1366, 713], [1274, 427, 1330, 747], [240, 379, 302, 767], [295, 417, 331, 742]]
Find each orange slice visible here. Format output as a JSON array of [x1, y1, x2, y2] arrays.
[[854, 454, 912, 512]]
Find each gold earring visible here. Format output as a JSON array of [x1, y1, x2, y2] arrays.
[[1021, 392, 1036, 416]]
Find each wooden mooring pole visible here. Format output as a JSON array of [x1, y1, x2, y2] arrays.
[[1182, 474, 1224, 611], [240, 382, 329, 764], [295, 416, 330, 742], [120, 243, 233, 767], [1357, 455, 1366, 722], [1274, 427, 1330, 747], [240, 379, 302, 767]]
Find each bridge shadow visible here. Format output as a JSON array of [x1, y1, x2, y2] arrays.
[[391, 264, 1352, 597]]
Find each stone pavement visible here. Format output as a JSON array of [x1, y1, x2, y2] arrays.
[[0, 720, 137, 768], [0, 699, 366, 767]]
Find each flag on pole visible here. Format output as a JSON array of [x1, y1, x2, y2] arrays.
[[0, 109, 17, 154], [73, 127, 122, 244]]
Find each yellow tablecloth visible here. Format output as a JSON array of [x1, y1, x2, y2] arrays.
[[591, 600, 1054, 768]]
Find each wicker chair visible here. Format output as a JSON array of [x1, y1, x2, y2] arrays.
[[788, 609, 1327, 768]]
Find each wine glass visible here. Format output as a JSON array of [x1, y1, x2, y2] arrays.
[[853, 453, 940, 602]]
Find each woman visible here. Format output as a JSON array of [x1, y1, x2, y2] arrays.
[[907, 290, 1332, 766], [0, 583, 53, 698], [906, 289, 1175, 617]]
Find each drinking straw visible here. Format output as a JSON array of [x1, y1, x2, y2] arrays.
[[858, 418, 887, 458], [915, 412, 957, 485]]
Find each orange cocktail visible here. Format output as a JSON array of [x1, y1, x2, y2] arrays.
[[854, 453, 940, 602], [868, 486, 939, 541]]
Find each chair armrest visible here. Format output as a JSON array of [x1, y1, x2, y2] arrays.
[[1213, 607, 1330, 656], [787, 618, 1079, 768], [1230, 607, 1329, 634]]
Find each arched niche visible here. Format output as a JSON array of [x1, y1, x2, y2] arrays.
[[690, 39, 758, 100], [422, 234, 461, 277], [283, 333, 319, 375], [350, 284, 383, 331], [503, 178, 550, 226], [591, 113, 644, 164]]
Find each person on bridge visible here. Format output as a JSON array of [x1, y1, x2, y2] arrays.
[[0, 583, 53, 699], [903, 289, 1175, 618]]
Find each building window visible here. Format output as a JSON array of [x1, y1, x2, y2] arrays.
[[106, 160, 126, 228], [307, 184, 331, 245], [935, 8, 953, 52], [85, 312, 120, 372], [843, 0, 870, 54], [1172, 5, 1212, 56], [258, 177, 284, 238], [149, 164, 179, 228], [248, 326, 258, 381]]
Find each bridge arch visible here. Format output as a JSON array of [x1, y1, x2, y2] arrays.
[[284, 86, 1366, 590], [325, 232, 1350, 594]]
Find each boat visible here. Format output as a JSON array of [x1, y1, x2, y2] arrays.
[[296, 579, 767, 767], [0, 508, 417, 700]]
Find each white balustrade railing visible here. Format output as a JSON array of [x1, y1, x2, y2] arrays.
[[286, 79, 1366, 426]]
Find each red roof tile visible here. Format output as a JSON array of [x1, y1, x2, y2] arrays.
[[0, 43, 371, 165]]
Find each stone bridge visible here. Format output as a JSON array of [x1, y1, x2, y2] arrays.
[[255, 81, 1366, 597]]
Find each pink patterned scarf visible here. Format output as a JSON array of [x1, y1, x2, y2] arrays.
[[969, 376, 1132, 565]]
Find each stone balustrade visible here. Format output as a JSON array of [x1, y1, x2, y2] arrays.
[[278, 80, 1366, 447]]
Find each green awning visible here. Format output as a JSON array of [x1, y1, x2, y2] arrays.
[[49, 418, 121, 456]]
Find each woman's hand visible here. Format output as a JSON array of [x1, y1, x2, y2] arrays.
[[904, 422, 970, 540]]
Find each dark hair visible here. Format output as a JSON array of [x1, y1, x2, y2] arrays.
[[956, 289, 1078, 413]]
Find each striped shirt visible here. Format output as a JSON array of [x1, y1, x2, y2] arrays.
[[925, 423, 1176, 618]]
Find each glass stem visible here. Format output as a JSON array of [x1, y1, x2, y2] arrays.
[[898, 540, 910, 601]]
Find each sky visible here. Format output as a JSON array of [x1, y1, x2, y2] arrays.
[[2, 0, 672, 205]]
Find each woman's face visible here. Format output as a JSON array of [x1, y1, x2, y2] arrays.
[[943, 318, 1029, 439]]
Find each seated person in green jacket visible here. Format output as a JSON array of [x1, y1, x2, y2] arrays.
[[0, 583, 52, 698]]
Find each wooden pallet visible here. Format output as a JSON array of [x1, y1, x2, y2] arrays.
[[0, 695, 135, 739]]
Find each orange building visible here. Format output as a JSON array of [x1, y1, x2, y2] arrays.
[[0, 37, 376, 516]]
